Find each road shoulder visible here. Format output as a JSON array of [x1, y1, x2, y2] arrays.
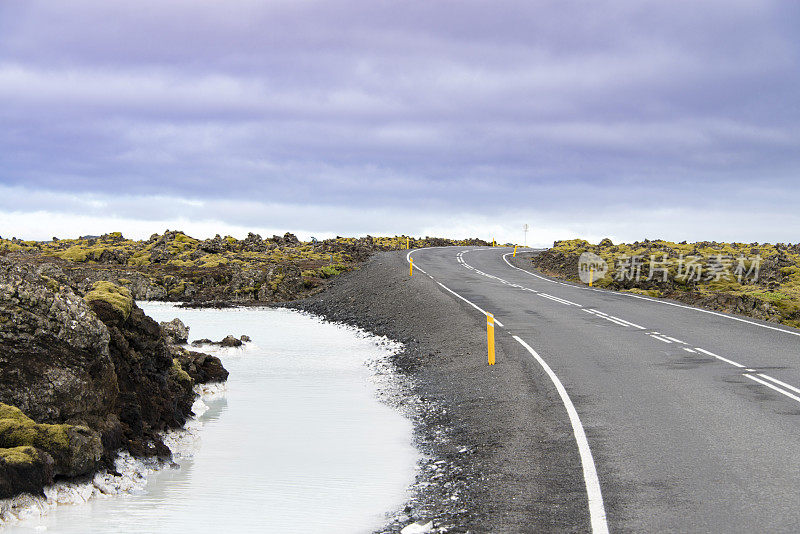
[[287, 249, 591, 533]]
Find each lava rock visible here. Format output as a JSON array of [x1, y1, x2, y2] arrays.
[[160, 318, 189, 344]]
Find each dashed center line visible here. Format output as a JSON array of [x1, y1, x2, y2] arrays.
[[446, 249, 800, 412]]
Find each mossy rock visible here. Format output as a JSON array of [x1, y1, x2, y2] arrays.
[[0, 445, 55, 498], [58, 246, 89, 262], [171, 358, 194, 387], [0, 403, 102, 477], [84, 281, 133, 320], [0, 404, 34, 425], [0, 445, 43, 466]]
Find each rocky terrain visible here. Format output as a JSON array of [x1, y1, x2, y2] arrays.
[[0, 257, 227, 500], [532, 239, 800, 328], [0, 231, 489, 305]]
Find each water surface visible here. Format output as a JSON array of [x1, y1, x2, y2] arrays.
[[6, 304, 416, 533]]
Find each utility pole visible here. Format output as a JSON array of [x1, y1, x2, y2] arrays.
[[523, 224, 529, 247]]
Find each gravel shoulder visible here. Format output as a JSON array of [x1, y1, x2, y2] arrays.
[[287, 249, 590, 533]]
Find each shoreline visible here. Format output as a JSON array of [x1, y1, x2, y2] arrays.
[[285, 249, 560, 533], [0, 382, 227, 526]]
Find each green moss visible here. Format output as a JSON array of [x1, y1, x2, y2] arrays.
[[41, 275, 60, 293], [170, 358, 193, 386], [0, 419, 71, 453], [199, 254, 228, 268], [58, 246, 89, 262], [167, 259, 195, 268], [269, 273, 285, 291], [168, 281, 187, 296], [0, 445, 42, 466], [0, 404, 34, 424], [84, 281, 133, 319]]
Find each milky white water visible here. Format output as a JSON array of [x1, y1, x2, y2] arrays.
[[4, 304, 417, 533]]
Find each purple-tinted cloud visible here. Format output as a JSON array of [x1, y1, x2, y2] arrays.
[[1, 0, 799, 239]]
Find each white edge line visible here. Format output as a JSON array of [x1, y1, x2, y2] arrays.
[[649, 335, 673, 344], [757, 374, 800, 396], [513, 336, 609, 534], [435, 281, 504, 327], [745, 374, 800, 404], [662, 336, 687, 344], [694, 347, 745, 368], [500, 253, 800, 339]]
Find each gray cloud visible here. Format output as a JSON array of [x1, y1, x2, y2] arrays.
[[1, 0, 799, 240]]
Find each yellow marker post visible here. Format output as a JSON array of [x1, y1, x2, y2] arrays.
[[513, 245, 518, 257], [406, 237, 410, 250], [589, 267, 594, 287], [487, 313, 496, 365], [409, 258, 413, 276]]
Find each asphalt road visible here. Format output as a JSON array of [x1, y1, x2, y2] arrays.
[[408, 246, 800, 533]]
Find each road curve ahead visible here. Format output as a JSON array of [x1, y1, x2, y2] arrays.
[[408, 246, 800, 533]]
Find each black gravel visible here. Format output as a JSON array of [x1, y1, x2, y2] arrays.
[[287, 250, 587, 533]]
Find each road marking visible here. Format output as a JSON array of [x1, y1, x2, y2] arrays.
[[500, 252, 800, 339], [757, 373, 800, 396], [539, 293, 581, 306], [583, 309, 633, 327], [694, 347, 745, 368], [589, 310, 646, 330], [662, 336, 687, 344], [744, 374, 800, 404], [513, 336, 609, 534], [434, 281, 504, 327], [683, 348, 697, 353], [649, 334, 673, 344]]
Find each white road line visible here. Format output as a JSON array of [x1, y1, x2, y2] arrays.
[[605, 315, 645, 330], [500, 252, 800, 339], [584, 309, 632, 327], [757, 374, 800, 396], [435, 281, 505, 327], [589, 310, 646, 330], [695, 348, 745, 368], [513, 336, 609, 534], [662, 336, 687, 344], [649, 334, 673, 344], [539, 293, 577, 306], [539, 294, 581, 306], [745, 374, 800, 404], [683, 348, 697, 353], [602, 317, 634, 327]]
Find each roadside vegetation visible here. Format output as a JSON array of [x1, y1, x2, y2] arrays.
[[0, 231, 488, 304], [532, 239, 800, 328]]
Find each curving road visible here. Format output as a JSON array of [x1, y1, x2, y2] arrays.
[[407, 246, 800, 533]]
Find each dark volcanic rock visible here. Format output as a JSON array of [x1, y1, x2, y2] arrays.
[[219, 335, 242, 347], [160, 318, 189, 344], [0, 258, 228, 499], [0, 259, 118, 425], [0, 446, 55, 499], [170, 346, 229, 384]]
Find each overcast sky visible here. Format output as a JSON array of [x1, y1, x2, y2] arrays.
[[1, 1, 798, 245]]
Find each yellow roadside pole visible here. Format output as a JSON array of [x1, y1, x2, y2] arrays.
[[589, 267, 594, 287], [409, 258, 413, 276], [492, 238, 496, 247], [513, 245, 518, 257], [406, 237, 410, 249], [487, 313, 496, 365]]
